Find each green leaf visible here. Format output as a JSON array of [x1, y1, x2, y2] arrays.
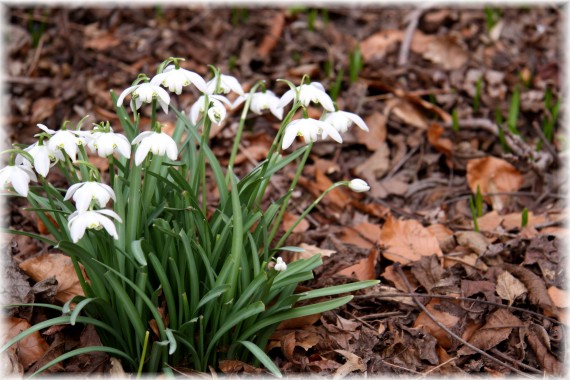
[[239, 340, 282, 378], [0, 228, 57, 245], [131, 239, 147, 266], [297, 280, 379, 301], [239, 296, 353, 341], [204, 301, 265, 361], [195, 284, 230, 314], [70, 298, 98, 325], [30, 346, 135, 377], [165, 328, 177, 355], [507, 86, 520, 135]]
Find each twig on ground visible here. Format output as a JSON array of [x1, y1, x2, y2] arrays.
[[393, 264, 537, 378], [443, 118, 554, 173], [398, 7, 426, 66]]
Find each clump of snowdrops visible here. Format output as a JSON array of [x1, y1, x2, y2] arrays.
[[1, 57, 376, 377]]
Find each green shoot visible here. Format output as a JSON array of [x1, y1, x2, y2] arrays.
[[469, 196, 480, 232], [324, 59, 332, 79], [452, 108, 460, 132], [495, 107, 509, 152], [536, 87, 560, 151], [308, 9, 318, 31], [484, 7, 501, 32], [507, 85, 520, 135], [475, 185, 483, 217], [521, 208, 529, 228], [349, 45, 363, 84], [28, 9, 48, 48], [330, 68, 344, 102], [321, 9, 330, 25]]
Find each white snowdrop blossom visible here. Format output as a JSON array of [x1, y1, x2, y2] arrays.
[[15, 142, 62, 177], [278, 82, 335, 112], [88, 130, 131, 158], [68, 209, 122, 243], [348, 179, 370, 193], [117, 82, 171, 113], [282, 118, 343, 150], [233, 91, 284, 120], [206, 74, 244, 95], [150, 65, 208, 95], [38, 124, 86, 162], [0, 165, 37, 197], [64, 181, 116, 212], [274, 257, 287, 272], [324, 111, 369, 133], [189, 95, 232, 125], [132, 131, 178, 166]]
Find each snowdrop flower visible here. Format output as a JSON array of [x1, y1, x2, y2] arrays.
[[324, 111, 369, 133], [88, 130, 131, 158], [189, 95, 232, 125], [282, 118, 343, 150], [206, 74, 244, 95], [0, 165, 37, 197], [64, 181, 116, 212], [116, 82, 171, 113], [233, 91, 284, 120], [151, 65, 208, 95], [15, 141, 62, 177], [278, 82, 335, 112], [348, 179, 370, 193], [274, 257, 287, 272], [68, 209, 122, 243], [38, 124, 86, 162], [132, 131, 178, 166]]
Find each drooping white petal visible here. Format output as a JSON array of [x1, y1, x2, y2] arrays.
[[96, 213, 119, 240], [116, 85, 138, 107], [131, 131, 154, 145], [37, 124, 55, 135], [33, 146, 51, 177], [282, 121, 301, 150], [134, 138, 152, 166], [70, 215, 90, 243], [277, 89, 296, 109], [64, 182, 83, 201], [9, 168, 31, 196], [96, 209, 122, 222]]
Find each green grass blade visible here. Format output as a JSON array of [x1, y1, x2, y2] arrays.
[[238, 340, 282, 378]]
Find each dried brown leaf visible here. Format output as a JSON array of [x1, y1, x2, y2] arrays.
[[422, 35, 469, 70], [380, 216, 442, 264], [257, 11, 286, 58], [19, 253, 85, 304], [2, 317, 49, 369], [496, 270, 528, 305], [337, 247, 378, 281], [385, 98, 429, 129], [339, 222, 381, 250], [466, 157, 524, 211], [547, 286, 569, 308], [333, 350, 366, 379], [355, 112, 387, 150], [282, 211, 309, 234], [414, 299, 461, 349], [31, 98, 58, 125], [459, 308, 522, 355], [455, 231, 489, 256], [526, 326, 563, 375]]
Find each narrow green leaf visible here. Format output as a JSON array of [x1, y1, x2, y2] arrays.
[[131, 240, 147, 266], [297, 280, 379, 301], [239, 340, 282, 378], [70, 298, 98, 326]]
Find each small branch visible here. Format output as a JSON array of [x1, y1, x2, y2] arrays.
[[398, 7, 424, 66], [393, 264, 540, 378]]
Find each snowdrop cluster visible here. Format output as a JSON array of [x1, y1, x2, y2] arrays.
[[2, 58, 370, 245]]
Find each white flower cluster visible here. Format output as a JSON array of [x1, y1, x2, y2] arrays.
[[2, 59, 371, 244]]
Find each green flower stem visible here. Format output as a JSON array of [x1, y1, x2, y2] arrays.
[[275, 181, 348, 249], [197, 95, 212, 215], [226, 81, 264, 183], [253, 102, 301, 209], [142, 154, 163, 207], [268, 141, 313, 245], [125, 160, 143, 251], [136, 331, 150, 380], [77, 145, 90, 181]]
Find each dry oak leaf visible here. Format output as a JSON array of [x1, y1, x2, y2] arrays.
[[422, 35, 469, 70], [466, 156, 524, 211], [496, 270, 528, 305], [427, 123, 453, 156], [19, 253, 85, 304], [2, 317, 50, 369], [290, 243, 336, 262], [414, 299, 460, 349], [547, 286, 569, 308], [384, 98, 429, 129], [337, 247, 378, 281], [380, 215, 442, 264], [333, 350, 366, 379], [339, 222, 381, 250], [459, 308, 522, 355], [355, 112, 387, 150], [282, 211, 309, 234]]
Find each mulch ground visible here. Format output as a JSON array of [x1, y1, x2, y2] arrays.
[[3, 5, 566, 377]]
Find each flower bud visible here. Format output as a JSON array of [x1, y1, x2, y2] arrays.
[[348, 178, 370, 192]]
